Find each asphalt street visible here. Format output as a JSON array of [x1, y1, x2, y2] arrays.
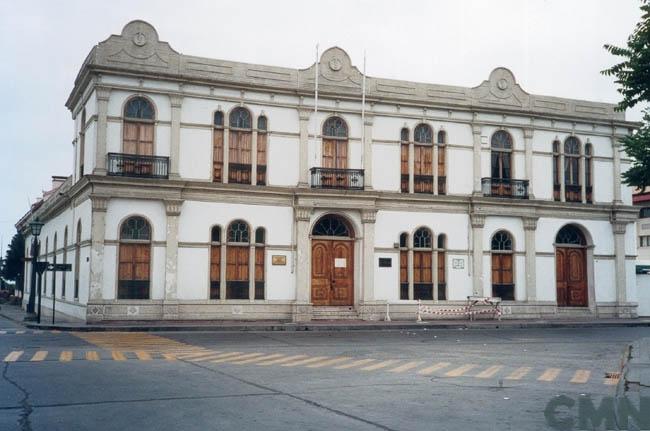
[[0, 314, 645, 431]]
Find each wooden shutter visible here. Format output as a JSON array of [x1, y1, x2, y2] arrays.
[[413, 251, 432, 283], [255, 247, 264, 282], [322, 139, 335, 168], [213, 129, 224, 182], [437, 145, 446, 176], [491, 254, 512, 285], [138, 123, 154, 155], [227, 246, 249, 282], [119, 244, 150, 282], [229, 131, 252, 184], [335, 140, 347, 169], [437, 252, 446, 284], [210, 246, 221, 283], [257, 133, 267, 185], [400, 144, 409, 193], [123, 122, 139, 154]]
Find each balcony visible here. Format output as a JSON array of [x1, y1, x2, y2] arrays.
[[228, 163, 251, 185], [107, 153, 169, 179], [481, 178, 529, 199], [565, 184, 582, 202], [310, 167, 364, 190]]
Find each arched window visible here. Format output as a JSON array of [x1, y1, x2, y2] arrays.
[[564, 137, 581, 202], [312, 215, 353, 237], [79, 108, 86, 177], [228, 107, 253, 184], [74, 221, 81, 300], [490, 130, 512, 180], [491, 230, 514, 300], [400, 128, 409, 193], [585, 143, 593, 203], [437, 234, 447, 300], [213, 111, 225, 182], [321, 117, 349, 187], [52, 233, 57, 296], [413, 124, 433, 194], [413, 227, 433, 300], [254, 227, 266, 300], [256, 116, 268, 185], [552, 140, 561, 201], [118, 216, 151, 299], [437, 130, 447, 195], [62, 227, 68, 298], [209, 226, 221, 299], [399, 233, 409, 300], [226, 220, 250, 299], [123, 97, 155, 156], [556, 225, 586, 245]]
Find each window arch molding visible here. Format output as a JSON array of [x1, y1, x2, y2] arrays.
[[213, 110, 225, 128], [228, 106, 253, 130], [413, 123, 433, 144], [554, 223, 590, 247], [122, 95, 157, 122], [412, 226, 433, 249], [490, 229, 515, 252], [322, 116, 349, 139], [311, 213, 355, 238], [117, 214, 155, 241], [226, 219, 251, 244]]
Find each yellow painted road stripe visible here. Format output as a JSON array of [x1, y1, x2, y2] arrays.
[[176, 351, 220, 360], [86, 351, 100, 361], [59, 351, 73, 362], [361, 359, 400, 371], [195, 352, 242, 362], [604, 377, 620, 386], [306, 357, 352, 369], [30, 351, 48, 362], [211, 353, 264, 364], [135, 351, 152, 361], [334, 358, 376, 370], [258, 355, 308, 366], [281, 356, 329, 367], [445, 364, 477, 377], [4, 351, 23, 362], [389, 361, 424, 373], [505, 367, 531, 380], [538, 368, 562, 382], [111, 351, 127, 361], [162, 353, 177, 361], [570, 370, 591, 384], [476, 365, 503, 379], [231, 353, 284, 365], [417, 362, 451, 375]]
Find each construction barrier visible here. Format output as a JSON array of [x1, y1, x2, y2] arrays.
[[416, 297, 502, 322]]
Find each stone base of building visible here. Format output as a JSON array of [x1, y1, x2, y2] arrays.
[[78, 300, 640, 323]]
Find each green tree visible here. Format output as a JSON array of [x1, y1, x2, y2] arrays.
[[602, 0, 650, 189], [1, 232, 25, 282]]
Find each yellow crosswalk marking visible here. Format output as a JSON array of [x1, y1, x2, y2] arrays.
[[538, 368, 562, 382], [334, 358, 376, 370], [361, 359, 400, 371], [30, 351, 48, 362], [476, 365, 503, 379], [4, 351, 23, 362], [389, 361, 424, 373], [135, 351, 152, 361], [211, 353, 264, 364], [604, 377, 620, 386], [258, 355, 307, 366], [570, 370, 591, 384], [417, 362, 451, 375], [86, 351, 99, 361], [176, 351, 220, 360], [506, 367, 531, 380], [162, 353, 177, 361], [195, 352, 242, 362], [306, 357, 352, 369], [445, 364, 477, 377], [59, 351, 73, 362], [281, 356, 329, 367], [231, 353, 284, 365], [111, 351, 127, 361]]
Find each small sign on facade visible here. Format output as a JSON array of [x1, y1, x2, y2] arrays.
[[272, 255, 286, 265], [334, 258, 347, 268], [378, 258, 392, 268], [452, 258, 465, 269]]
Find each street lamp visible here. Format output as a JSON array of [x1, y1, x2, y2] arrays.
[[25, 218, 44, 316]]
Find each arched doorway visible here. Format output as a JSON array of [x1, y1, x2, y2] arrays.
[[555, 225, 588, 307], [311, 214, 354, 306]]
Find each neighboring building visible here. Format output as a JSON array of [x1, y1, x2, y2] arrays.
[[633, 190, 650, 316], [16, 20, 640, 322]]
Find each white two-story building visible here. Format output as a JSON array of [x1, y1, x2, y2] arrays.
[[17, 20, 640, 322]]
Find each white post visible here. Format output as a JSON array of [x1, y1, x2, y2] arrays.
[[385, 302, 391, 322], [417, 299, 422, 322]]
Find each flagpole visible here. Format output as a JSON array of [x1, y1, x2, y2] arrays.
[[313, 44, 319, 166], [361, 50, 366, 167]]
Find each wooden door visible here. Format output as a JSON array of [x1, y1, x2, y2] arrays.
[[556, 247, 587, 307], [118, 243, 150, 299], [414, 145, 433, 193], [400, 144, 409, 193], [322, 139, 348, 188], [213, 129, 224, 182], [311, 240, 354, 306], [413, 251, 433, 300], [123, 121, 154, 175], [228, 130, 252, 184], [491, 253, 514, 300], [226, 246, 249, 299]]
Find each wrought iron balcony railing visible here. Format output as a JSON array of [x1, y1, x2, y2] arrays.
[[481, 177, 529, 199], [107, 153, 169, 179], [228, 163, 252, 184], [565, 184, 582, 202], [310, 167, 364, 190]]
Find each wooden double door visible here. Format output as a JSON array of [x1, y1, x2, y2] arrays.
[[556, 247, 588, 307], [311, 239, 354, 306]]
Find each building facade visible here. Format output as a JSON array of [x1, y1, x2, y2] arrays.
[[17, 20, 640, 322]]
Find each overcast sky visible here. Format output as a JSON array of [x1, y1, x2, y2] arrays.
[[0, 0, 646, 254]]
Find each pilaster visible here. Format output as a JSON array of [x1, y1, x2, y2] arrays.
[[471, 122, 482, 195], [93, 87, 111, 175], [523, 127, 534, 199], [294, 206, 312, 305], [164, 199, 183, 303], [298, 108, 311, 187], [611, 219, 627, 307], [470, 213, 485, 296], [361, 210, 376, 302], [612, 136, 623, 204], [363, 114, 374, 190], [523, 216, 538, 302], [89, 196, 109, 300], [169, 94, 183, 179]]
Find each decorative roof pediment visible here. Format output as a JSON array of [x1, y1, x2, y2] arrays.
[[471, 67, 530, 109], [299, 47, 363, 93]]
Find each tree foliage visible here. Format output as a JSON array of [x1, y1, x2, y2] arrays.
[[1, 232, 25, 282], [621, 111, 650, 190]]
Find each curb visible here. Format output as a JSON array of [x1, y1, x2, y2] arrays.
[[22, 319, 650, 333]]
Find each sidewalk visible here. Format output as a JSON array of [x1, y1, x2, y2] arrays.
[[2, 303, 650, 332]]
